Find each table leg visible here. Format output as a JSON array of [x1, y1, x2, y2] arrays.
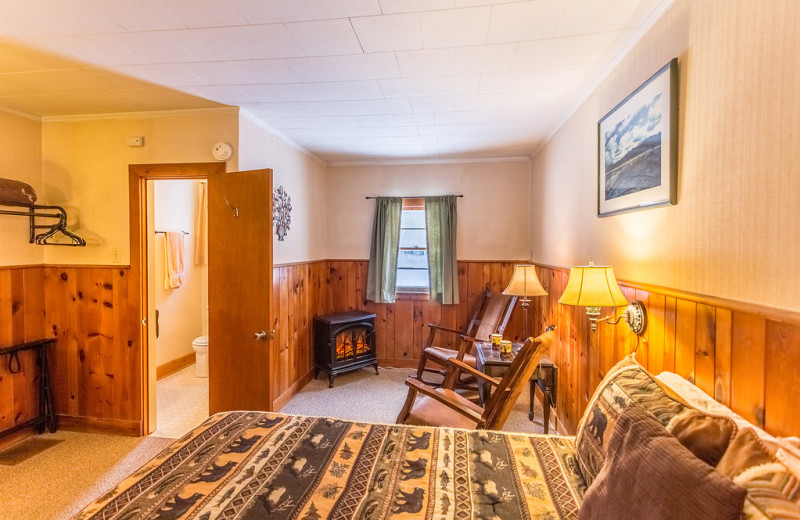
[[529, 380, 535, 421], [542, 388, 551, 434]]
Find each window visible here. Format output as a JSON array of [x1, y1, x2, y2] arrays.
[[396, 197, 429, 292]]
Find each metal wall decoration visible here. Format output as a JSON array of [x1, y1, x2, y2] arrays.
[[273, 185, 292, 241]]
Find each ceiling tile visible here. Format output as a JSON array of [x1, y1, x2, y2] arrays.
[[284, 19, 363, 57], [84, 0, 184, 31], [228, 0, 314, 23], [378, 75, 480, 98], [322, 98, 412, 116], [479, 64, 595, 93], [351, 13, 423, 53], [303, 0, 382, 20], [111, 32, 199, 64], [29, 0, 124, 34], [511, 30, 632, 70], [337, 53, 401, 80], [555, 0, 661, 37], [379, 0, 454, 14], [236, 84, 297, 102], [245, 101, 331, 117], [224, 24, 306, 59], [420, 6, 491, 48], [233, 59, 303, 83], [158, 0, 248, 28], [163, 28, 251, 61], [190, 85, 253, 104], [183, 61, 260, 85], [396, 48, 456, 77], [454, 44, 516, 73], [288, 80, 383, 102], [486, 0, 568, 43], [47, 36, 148, 66], [114, 63, 207, 87]]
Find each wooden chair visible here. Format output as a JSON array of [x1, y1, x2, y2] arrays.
[[396, 327, 556, 430], [415, 290, 517, 387]]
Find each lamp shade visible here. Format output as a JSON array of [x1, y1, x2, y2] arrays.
[[503, 265, 548, 297], [558, 264, 628, 307]]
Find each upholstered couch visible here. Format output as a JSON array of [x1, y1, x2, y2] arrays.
[[574, 354, 800, 520]]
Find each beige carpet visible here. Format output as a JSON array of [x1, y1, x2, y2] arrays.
[[0, 431, 174, 520], [281, 366, 554, 434]]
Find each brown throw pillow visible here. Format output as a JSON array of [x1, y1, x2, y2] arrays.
[[668, 409, 737, 467], [579, 406, 746, 520]]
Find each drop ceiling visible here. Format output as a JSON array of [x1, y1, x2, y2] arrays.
[[0, 0, 667, 162]]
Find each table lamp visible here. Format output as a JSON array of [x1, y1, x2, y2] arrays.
[[502, 264, 548, 340], [558, 261, 646, 335]]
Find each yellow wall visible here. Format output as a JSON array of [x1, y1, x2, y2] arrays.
[[0, 110, 43, 266], [238, 111, 328, 265], [41, 108, 239, 265], [326, 160, 531, 261], [530, 0, 800, 311]]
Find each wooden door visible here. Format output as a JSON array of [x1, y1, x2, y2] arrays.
[[208, 169, 274, 413]]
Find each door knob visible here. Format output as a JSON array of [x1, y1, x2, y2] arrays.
[[254, 330, 275, 341]]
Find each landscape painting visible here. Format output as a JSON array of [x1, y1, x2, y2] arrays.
[[598, 58, 678, 217]]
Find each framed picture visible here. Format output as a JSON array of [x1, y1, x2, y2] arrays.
[[598, 58, 678, 217]]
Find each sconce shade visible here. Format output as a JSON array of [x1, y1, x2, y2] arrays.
[[558, 264, 629, 307], [503, 265, 548, 297]]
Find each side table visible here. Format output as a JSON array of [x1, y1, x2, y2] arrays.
[[475, 341, 558, 434]]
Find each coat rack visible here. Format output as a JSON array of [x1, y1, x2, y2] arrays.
[[0, 201, 86, 246]]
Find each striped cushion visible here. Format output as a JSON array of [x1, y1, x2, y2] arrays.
[[574, 354, 689, 486]]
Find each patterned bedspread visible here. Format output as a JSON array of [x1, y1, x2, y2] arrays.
[[76, 412, 584, 520]]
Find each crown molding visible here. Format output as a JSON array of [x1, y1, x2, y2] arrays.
[[327, 156, 531, 167], [0, 104, 42, 122], [40, 106, 238, 123]]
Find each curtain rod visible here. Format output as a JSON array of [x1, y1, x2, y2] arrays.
[[155, 230, 189, 235], [365, 195, 463, 199]]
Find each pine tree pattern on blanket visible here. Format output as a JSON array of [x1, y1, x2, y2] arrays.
[[75, 412, 585, 520]]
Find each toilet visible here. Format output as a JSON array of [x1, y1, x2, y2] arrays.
[[192, 335, 209, 378]]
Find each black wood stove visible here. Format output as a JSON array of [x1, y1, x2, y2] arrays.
[[313, 310, 377, 387]]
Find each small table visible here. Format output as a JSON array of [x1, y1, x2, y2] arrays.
[[475, 342, 558, 434]]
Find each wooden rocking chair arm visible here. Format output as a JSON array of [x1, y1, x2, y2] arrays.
[[404, 377, 484, 423], [427, 323, 468, 336], [446, 358, 501, 387]]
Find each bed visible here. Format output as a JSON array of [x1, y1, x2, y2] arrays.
[[74, 412, 585, 520]]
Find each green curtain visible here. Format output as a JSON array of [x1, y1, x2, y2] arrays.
[[426, 195, 459, 304], [366, 197, 402, 303]]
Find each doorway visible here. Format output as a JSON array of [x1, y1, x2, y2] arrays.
[[148, 179, 209, 437], [129, 163, 224, 435]]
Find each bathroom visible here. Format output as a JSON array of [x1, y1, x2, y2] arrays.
[[147, 178, 209, 437]]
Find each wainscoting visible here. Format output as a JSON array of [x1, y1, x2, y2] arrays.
[[530, 264, 800, 437], [3, 260, 799, 443], [0, 265, 140, 447]]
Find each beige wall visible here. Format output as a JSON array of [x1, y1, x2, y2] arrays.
[[530, 0, 800, 311], [0, 110, 43, 266], [151, 179, 207, 366], [326, 160, 531, 261], [41, 108, 238, 266], [238, 111, 327, 265]]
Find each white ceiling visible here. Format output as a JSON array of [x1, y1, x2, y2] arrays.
[[0, 0, 667, 162]]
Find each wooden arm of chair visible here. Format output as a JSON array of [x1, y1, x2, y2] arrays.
[[404, 377, 483, 424], [427, 323, 468, 336], [445, 358, 501, 387]]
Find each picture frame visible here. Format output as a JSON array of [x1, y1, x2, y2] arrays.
[[598, 58, 678, 217]]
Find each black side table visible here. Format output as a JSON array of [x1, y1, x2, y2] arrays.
[[475, 342, 558, 434]]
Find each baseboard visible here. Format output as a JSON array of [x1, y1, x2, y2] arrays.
[[157, 354, 195, 380], [57, 415, 141, 436], [273, 369, 315, 411], [379, 359, 418, 369]]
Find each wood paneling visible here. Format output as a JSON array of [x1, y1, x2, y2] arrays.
[[1, 265, 140, 446]]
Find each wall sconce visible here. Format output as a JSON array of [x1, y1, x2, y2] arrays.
[[558, 262, 647, 335], [502, 264, 548, 340]]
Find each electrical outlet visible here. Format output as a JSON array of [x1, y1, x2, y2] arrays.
[[112, 248, 121, 263]]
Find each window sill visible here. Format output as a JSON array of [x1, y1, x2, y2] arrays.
[[396, 290, 430, 301]]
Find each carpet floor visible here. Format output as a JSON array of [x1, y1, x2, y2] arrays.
[[0, 431, 174, 520], [282, 366, 553, 434]]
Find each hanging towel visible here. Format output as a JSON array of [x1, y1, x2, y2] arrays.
[[164, 231, 185, 289], [193, 181, 208, 265]]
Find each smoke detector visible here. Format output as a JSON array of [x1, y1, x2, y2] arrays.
[[212, 142, 233, 161]]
